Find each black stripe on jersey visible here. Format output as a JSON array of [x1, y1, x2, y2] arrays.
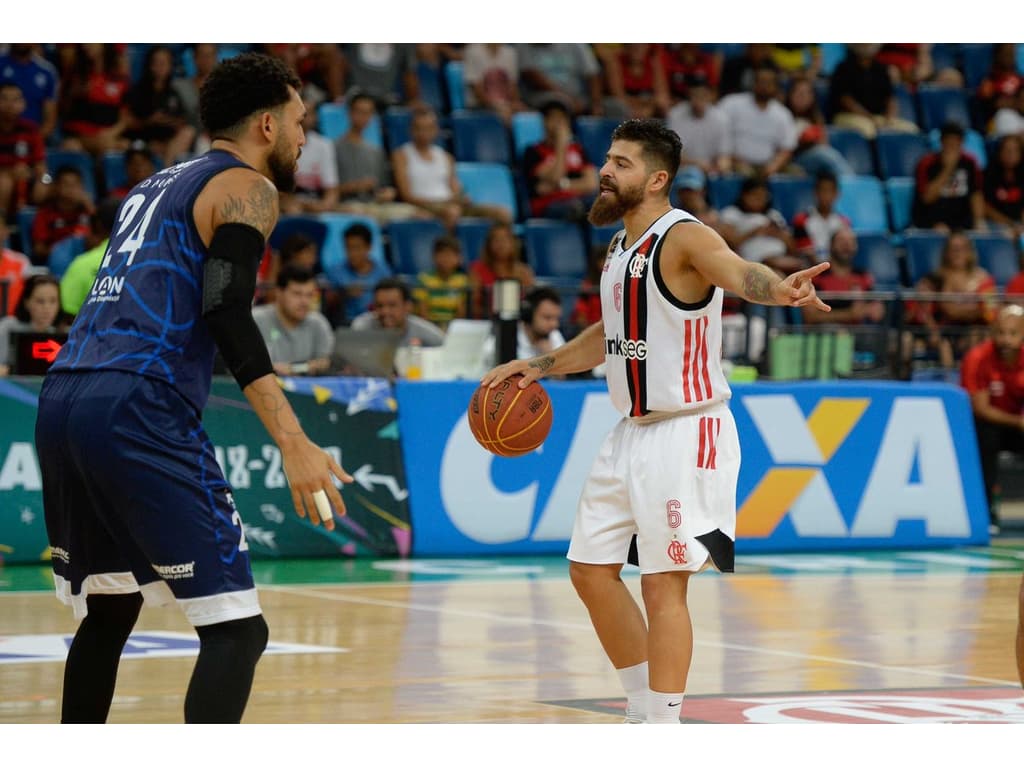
[[651, 219, 715, 311], [630, 234, 654, 417], [696, 529, 735, 573]]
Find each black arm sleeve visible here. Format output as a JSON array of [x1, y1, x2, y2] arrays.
[[202, 222, 274, 390]]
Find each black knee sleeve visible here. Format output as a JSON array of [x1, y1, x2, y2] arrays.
[[185, 614, 269, 723]]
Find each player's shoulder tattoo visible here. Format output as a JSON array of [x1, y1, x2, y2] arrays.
[[219, 175, 279, 238]]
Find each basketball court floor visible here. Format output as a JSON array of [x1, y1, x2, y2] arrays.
[[2, 537, 1022, 726]]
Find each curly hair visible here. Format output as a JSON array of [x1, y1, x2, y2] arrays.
[[610, 119, 682, 189], [199, 53, 302, 139]]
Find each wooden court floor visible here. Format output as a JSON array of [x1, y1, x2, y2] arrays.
[[2, 543, 1023, 724]]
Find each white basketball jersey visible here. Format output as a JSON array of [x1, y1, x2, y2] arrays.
[[600, 208, 732, 418]]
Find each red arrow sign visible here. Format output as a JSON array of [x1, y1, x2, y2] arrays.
[[31, 339, 63, 363]]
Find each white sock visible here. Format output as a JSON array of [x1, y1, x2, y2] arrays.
[[646, 689, 684, 723], [616, 661, 649, 722]]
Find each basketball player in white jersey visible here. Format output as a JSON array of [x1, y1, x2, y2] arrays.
[[481, 119, 831, 723]]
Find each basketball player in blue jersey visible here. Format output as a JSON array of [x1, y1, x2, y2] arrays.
[[482, 119, 831, 723], [35, 53, 352, 723]]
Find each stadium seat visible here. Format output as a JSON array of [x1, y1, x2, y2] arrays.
[[451, 110, 511, 164], [820, 44, 846, 77], [852, 231, 902, 289], [383, 107, 412, 152], [454, 217, 493, 264], [318, 103, 383, 147], [511, 111, 544, 160], [414, 61, 446, 114], [835, 175, 889, 233], [875, 131, 930, 179], [916, 86, 971, 132], [16, 206, 36, 257], [587, 222, 623, 252], [884, 177, 915, 234], [269, 215, 329, 254], [827, 127, 875, 176], [892, 86, 919, 125], [386, 219, 446, 276], [46, 150, 96, 200], [445, 61, 465, 112], [574, 116, 619, 166], [961, 44, 994, 91], [767, 175, 815, 224], [317, 213, 387, 285], [903, 229, 947, 284], [455, 162, 519, 221], [523, 219, 588, 282], [970, 231, 1020, 288], [47, 234, 87, 279], [707, 173, 745, 210]]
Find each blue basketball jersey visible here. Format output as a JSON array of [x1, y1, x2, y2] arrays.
[[50, 150, 253, 413]]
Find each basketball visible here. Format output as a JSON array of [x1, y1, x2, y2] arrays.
[[467, 375, 553, 457]]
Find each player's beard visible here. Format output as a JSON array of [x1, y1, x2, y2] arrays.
[[268, 139, 299, 193], [588, 181, 644, 226]]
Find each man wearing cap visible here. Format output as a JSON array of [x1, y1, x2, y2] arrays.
[[912, 120, 986, 232], [666, 73, 732, 176], [522, 98, 599, 220]]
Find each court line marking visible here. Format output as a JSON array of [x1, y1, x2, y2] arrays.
[[260, 584, 1021, 687]]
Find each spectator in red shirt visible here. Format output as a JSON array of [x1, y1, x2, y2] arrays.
[[59, 43, 130, 158], [522, 98, 598, 220], [30, 165, 93, 267], [983, 134, 1024, 237], [801, 226, 885, 325], [960, 303, 1024, 533], [0, 82, 47, 220], [0, 218, 30, 315]]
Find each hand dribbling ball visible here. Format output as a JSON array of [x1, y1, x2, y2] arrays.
[[467, 375, 553, 457]]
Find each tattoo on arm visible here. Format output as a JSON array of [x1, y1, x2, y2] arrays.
[[258, 389, 304, 439], [529, 356, 555, 374], [220, 178, 279, 238], [742, 265, 776, 304]]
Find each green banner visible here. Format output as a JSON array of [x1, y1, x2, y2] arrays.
[[0, 376, 410, 565]]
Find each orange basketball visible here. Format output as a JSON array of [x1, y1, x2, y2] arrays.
[[467, 375, 553, 457]]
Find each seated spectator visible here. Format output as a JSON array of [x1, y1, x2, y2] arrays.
[[784, 75, 855, 179], [907, 230, 997, 368], [0, 44, 59, 143], [468, 222, 535, 318], [335, 222, 392, 324], [912, 121, 986, 233], [718, 43, 774, 98], [718, 62, 798, 178], [59, 197, 119, 317], [984, 134, 1024, 236], [172, 43, 218, 141], [801, 227, 885, 325], [59, 43, 130, 158], [604, 43, 671, 119], [990, 85, 1024, 140], [252, 266, 334, 377], [661, 43, 720, 103], [351, 277, 446, 347], [30, 164, 93, 267], [665, 73, 732, 176], [391, 105, 513, 229], [876, 43, 963, 89], [829, 44, 920, 140], [792, 171, 852, 263], [571, 245, 606, 329], [281, 94, 339, 214], [108, 145, 156, 198], [124, 45, 195, 167], [413, 234, 468, 330], [0, 273, 66, 376], [719, 176, 804, 274], [340, 44, 417, 109], [517, 43, 611, 117], [0, 82, 47, 220], [959, 303, 1024, 533], [462, 44, 526, 123], [977, 44, 1023, 130], [264, 44, 344, 105], [771, 44, 822, 80], [673, 165, 721, 232], [483, 285, 566, 367], [523, 98, 598, 220], [0, 218, 30, 315]]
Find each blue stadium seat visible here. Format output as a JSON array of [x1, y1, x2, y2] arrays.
[[767, 175, 815, 224], [587, 222, 623, 252], [707, 173, 745, 210], [574, 116, 619, 166], [827, 127, 875, 176], [383, 107, 412, 152], [386, 219, 447, 276], [47, 234, 87, 279], [445, 61, 465, 111], [820, 44, 846, 77], [970, 231, 1020, 288], [892, 86, 919, 126], [317, 213, 387, 285], [269, 215, 329, 255], [511, 111, 544, 160], [927, 127, 988, 169], [523, 219, 588, 282], [884, 176, 915, 234], [454, 217, 493, 264], [852, 231, 902, 289], [414, 61, 446, 114], [455, 162, 518, 221], [318, 103, 383, 147], [961, 44, 994, 91], [835, 175, 889, 233], [916, 86, 971, 132], [903, 229, 947, 284], [450, 110, 511, 164], [875, 131, 930, 179], [46, 150, 96, 200], [102, 151, 127, 194], [16, 206, 36, 257]]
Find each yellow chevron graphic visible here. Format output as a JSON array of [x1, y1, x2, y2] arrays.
[[806, 399, 870, 462], [737, 468, 818, 538]]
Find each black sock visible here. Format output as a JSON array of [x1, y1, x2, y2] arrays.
[[61, 592, 143, 723], [184, 614, 268, 723]]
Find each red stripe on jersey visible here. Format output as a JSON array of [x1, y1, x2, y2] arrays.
[[697, 416, 707, 468], [699, 315, 713, 399], [682, 318, 694, 403], [693, 315, 707, 401], [707, 417, 720, 469]]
